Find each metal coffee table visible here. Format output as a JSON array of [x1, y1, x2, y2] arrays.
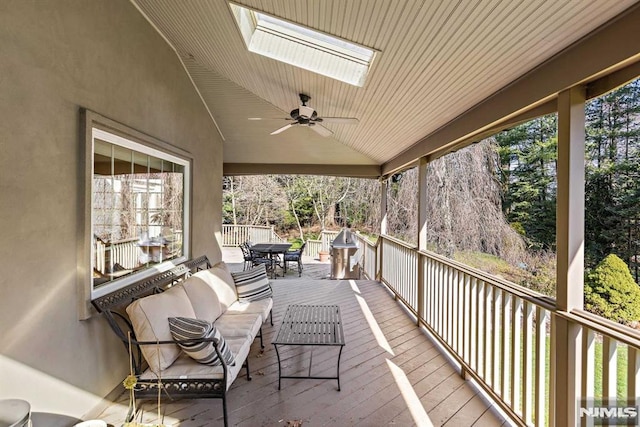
[[273, 304, 345, 390]]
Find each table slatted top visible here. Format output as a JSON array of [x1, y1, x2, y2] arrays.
[[251, 243, 292, 253], [273, 304, 345, 346]]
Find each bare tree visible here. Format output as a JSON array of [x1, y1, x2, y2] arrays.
[[301, 176, 354, 229], [386, 140, 527, 262], [280, 176, 306, 240], [223, 175, 286, 226]]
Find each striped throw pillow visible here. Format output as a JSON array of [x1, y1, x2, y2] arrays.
[[168, 317, 235, 366], [231, 264, 273, 302]]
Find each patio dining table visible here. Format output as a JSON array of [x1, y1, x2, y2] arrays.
[[250, 242, 292, 278]]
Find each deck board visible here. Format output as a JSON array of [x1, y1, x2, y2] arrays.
[[95, 258, 508, 426]]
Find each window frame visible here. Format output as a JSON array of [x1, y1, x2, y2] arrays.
[[228, 2, 377, 87], [79, 109, 192, 319]]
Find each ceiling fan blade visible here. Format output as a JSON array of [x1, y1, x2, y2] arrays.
[[270, 123, 295, 135], [311, 124, 333, 137], [320, 117, 359, 124], [249, 117, 291, 121]]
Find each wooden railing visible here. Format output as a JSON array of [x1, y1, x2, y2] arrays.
[[221, 224, 285, 246], [353, 233, 377, 280], [571, 310, 640, 407], [222, 225, 339, 258], [94, 237, 139, 274], [305, 230, 339, 258], [353, 234, 640, 427], [416, 247, 554, 426]]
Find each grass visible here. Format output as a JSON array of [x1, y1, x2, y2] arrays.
[[453, 250, 556, 296], [592, 341, 630, 400]]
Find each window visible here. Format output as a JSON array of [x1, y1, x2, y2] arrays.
[[81, 110, 191, 307], [229, 3, 376, 87]]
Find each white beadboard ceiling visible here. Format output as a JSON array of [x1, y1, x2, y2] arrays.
[[131, 0, 640, 174]]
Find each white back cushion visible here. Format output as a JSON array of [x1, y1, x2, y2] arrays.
[[192, 266, 238, 310], [126, 284, 196, 373], [182, 275, 223, 322]]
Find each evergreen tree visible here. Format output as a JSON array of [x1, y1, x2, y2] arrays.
[[495, 114, 558, 249], [584, 254, 640, 325], [585, 78, 640, 280]]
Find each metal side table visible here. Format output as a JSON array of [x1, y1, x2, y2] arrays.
[[273, 304, 345, 390]]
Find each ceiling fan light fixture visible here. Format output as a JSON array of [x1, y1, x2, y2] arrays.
[[298, 105, 315, 119], [250, 92, 358, 137]]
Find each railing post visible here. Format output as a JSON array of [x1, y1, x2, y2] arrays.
[[417, 156, 428, 325], [553, 86, 586, 427], [378, 179, 388, 281]]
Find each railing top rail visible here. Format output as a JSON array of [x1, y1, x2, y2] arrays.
[[222, 224, 273, 230], [565, 309, 640, 349], [380, 234, 416, 250], [354, 233, 378, 247], [95, 237, 140, 245]]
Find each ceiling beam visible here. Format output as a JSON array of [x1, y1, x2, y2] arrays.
[[223, 163, 382, 178], [382, 3, 640, 176]]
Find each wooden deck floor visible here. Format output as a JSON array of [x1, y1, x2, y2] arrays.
[[97, 259, 509, 426]]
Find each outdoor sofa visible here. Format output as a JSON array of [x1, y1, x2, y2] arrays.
[[92, 256, 273, 427]]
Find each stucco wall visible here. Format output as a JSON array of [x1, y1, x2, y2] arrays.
[[0, 0, 223, 418]]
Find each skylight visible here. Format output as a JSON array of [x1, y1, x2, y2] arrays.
[[230, 3, 376, 87]]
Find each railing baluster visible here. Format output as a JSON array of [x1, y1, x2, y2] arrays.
[[493, 288, 502, 390], [432, 258, 437, 330], [435, 263, 444, 336], [501, 291, 511, 401], [475, 280, 484, 374], [484, 284, 492, 383], [459, 270, 466, 357], [522, 301, 534, 424], [628, 346, 640, 403], [444, 265, 451, 344], [535, 307, 549, 427], [511, 296, 522, 413], [441, 264, 447, 341], [451, 266, 458, 352], [581, 328, 596, 427], [463, 273, 471, 363], [602, 336, 617, 405], [426, 258, 432, 327]]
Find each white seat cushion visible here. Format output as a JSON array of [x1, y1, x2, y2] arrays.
[[215, 312, 262, 339], [140, 336, 252, 390], [126, 284, 196, 373], [182, 275, 223, 323], [227, 299, 273, 324]]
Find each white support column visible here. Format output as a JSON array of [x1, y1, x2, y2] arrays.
[[418, 157, 428, 252], [380, 179, 388, 236], [417, 157, 428, 323], [554, 86, 586, 427], [379, 179, 388, 280]]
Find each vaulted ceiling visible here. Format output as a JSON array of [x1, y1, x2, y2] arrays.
[[131, 0, 640, 177]]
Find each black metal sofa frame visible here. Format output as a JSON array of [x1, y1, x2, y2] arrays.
[[91, 255, 246, 427]]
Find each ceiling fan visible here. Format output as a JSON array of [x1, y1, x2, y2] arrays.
[[249, 93, 359, 137]]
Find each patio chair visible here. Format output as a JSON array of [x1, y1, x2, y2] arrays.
[[239, 242, 254, 270], [247, 245, 274, 270], [283, 242, 306, 277]]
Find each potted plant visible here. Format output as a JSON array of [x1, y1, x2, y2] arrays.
[[318, 250, 330, 262]]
